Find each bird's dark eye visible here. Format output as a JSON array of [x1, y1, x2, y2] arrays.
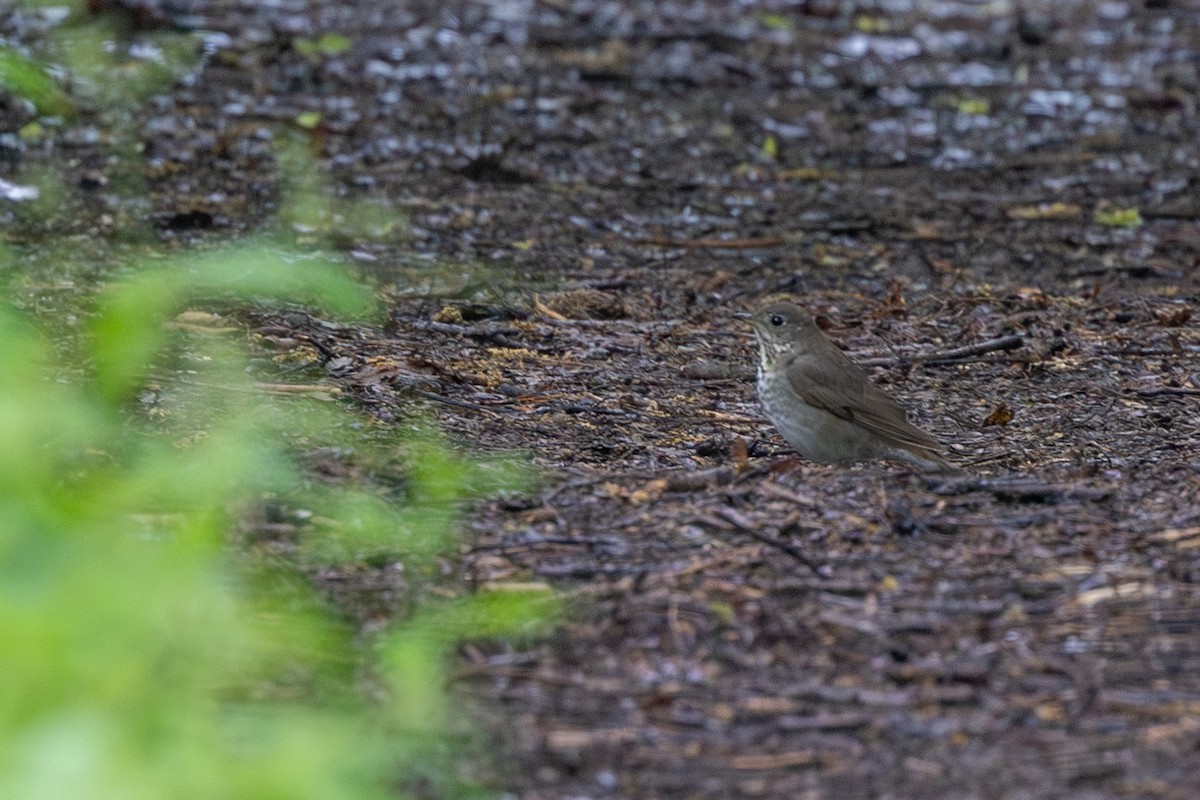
[[770, 314, 785, 327]]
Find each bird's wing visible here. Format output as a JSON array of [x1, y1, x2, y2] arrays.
[[784, 348, 871, 424], [786, 349, 947, 458], [846, 383, 946, 456]]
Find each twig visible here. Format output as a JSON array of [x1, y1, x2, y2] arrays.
[[411, 388, 515, 415], [1137, 387, 1200, 398], [257, 382, 342, 395], [633, 236, 786, 249], [858, 334, 1024, 367], [705, 507, 829, 577], [924, 476, 1113, 503], [176, 378, 341, 397]]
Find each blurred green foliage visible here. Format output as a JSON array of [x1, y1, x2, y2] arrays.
[[3, 4, 407, 251], [51, 20, 197, 109], [9, 0, 197, 112], [276, 135, 408, 245], [0, 46, 71, 116], [0, 246, 554, 798], [3, 12, 549, 798]]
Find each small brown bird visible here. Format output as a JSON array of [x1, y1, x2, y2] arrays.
[[746, 302, 951, 469]]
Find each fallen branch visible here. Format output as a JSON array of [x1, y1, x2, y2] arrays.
[[858, 334, 1024, 367], [1137, 387, 1200, 398]]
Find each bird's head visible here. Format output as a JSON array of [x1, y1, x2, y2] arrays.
[[746, 302, 820, 355]]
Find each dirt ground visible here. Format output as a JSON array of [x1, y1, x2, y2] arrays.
[[9, 0, 1200, 797]]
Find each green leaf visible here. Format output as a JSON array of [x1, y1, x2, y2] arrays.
[[759, 13, 792, 31], [295, 111, 323, 130], [294, 33, 352, 59], [1093, 205, 1143, 228], [314, 33, 352, 56], [760, 134, 778, 161]]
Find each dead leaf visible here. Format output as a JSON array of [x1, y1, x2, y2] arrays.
[[1014, 287, 1050, 308], [879, 278, 907, 318], [777, 166, 833, 181], [166, 309, 238, 334], [175, 310, 224, 324], [1157, 307, 1191, 327], [1142, 716, 1200, 745], [531, 293, 569, 321], [731, 437, 749, 472], [1006, 202, 1082, 220], [628, 478, 668, 505], [982, 403, 1014, 427], [536, 288, 627, 320]]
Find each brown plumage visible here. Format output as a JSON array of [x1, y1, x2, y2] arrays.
[[747, 302, 951, 469]]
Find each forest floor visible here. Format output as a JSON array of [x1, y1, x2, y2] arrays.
[[7, 1, 1200, 797]]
